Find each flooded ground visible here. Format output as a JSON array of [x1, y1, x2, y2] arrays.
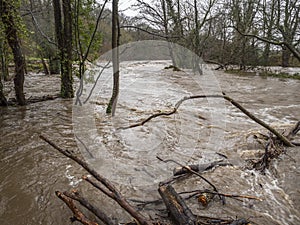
[[0, 61, 299, 225]]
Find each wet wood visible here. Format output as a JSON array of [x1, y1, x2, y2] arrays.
[[158, 184, 196, 225], [64, 190, 116, 225], [157, 156, 221, 198], [40, 135, 152, 225], [41, 135, 255, 225], [173, 160, 233, 176], [251, 121, 300, 172], [56, 191, 99, 225], [287, 121, 300, 140]]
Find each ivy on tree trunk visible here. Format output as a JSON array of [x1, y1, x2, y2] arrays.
[[0, 0, 26, 105], [53, 0, 74, 98]]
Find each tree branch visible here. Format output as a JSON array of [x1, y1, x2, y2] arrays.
[[232, 26, 300, 62], [40, 135, 152, 225], [64, 190, 116, 225], [118, 94, 294, 147], [28, 10, 57, 46], [55, 191, 99, 225], [120, 25, 182, 39]]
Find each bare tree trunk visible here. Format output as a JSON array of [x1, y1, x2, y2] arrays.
[[106, 0, 119, 116], [192, 0, 202, 74], [0, 0, 26, 105]]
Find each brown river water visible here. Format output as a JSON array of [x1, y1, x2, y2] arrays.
[[0, 61, 299, 225]]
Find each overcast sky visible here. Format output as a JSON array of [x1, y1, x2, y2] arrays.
[[100, 0, 151, 17], [119, 0, 140, 17]]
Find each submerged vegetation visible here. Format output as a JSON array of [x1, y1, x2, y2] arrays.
[[226, 68, 300, 80]]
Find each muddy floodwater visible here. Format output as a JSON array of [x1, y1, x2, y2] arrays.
[[0, 61, 299, 225]]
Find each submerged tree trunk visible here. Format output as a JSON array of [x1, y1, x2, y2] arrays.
[[53, 0, 74, 98], [41, 57, 50, 75], [0, 77, 7, 106], [106, 0, 119, 116], [0, 41, 9, 81], [49, 56, 60, 74], [0, 0, 26, 105], [281, 45, 290, 67]]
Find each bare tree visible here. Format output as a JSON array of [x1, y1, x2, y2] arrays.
[[260, 0, 276, 65], [232, 0, 300, 66], [277, 0, 300, 66], [229, 0, 259, 69], [106, 0, 120, 116]]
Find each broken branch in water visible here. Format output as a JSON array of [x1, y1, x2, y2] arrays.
[[64, 190, 116, 225], [42, 135, 254, 225], [40, 135, 152, 225], [55, 191, 99, 225], [251, 121, 299, 172], [118, 94, 294, 147], [173, 160, 233, 176]]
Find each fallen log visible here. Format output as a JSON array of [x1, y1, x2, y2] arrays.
[[158, 184, 196, 225]]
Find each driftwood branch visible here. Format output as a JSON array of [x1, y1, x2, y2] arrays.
[[221, 94, 294, 147], [119, 94, 294, 147], [252, 121, 299, 172], [157, 156, 223, 203], [55, 191, 99, 225], [40, 135, 151, 225], [287, 121, 300, 140], [42, 135, 256, 225], [64, 190, 116, 225], [173, 160, 233, 176]]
